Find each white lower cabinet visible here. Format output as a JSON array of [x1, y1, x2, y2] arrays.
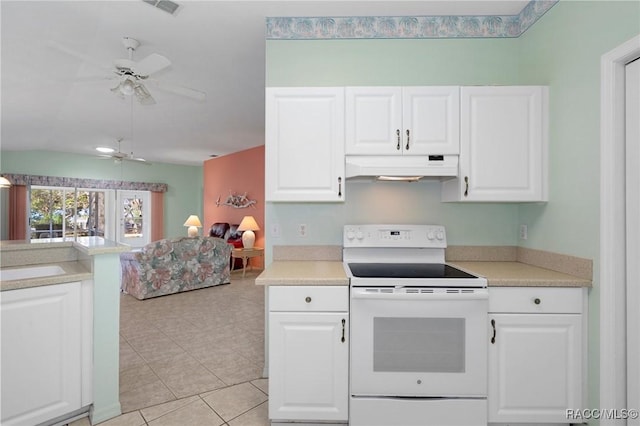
[[488, 287, 585, 424], [1, 281, 93, 426], [268, 286, 349, 423]]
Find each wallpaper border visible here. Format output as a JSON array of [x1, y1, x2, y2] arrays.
[[266, 0, 557, 40]]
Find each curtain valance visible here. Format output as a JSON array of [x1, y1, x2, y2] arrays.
[[3, 173, 168, 193]]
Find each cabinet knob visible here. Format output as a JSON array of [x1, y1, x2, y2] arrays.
[[396, 129, 401, 150], [305, 296, 312, 303], [534, 298, 541, 305]]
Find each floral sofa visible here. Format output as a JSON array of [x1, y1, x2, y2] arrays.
[[120, 236, 232, 300]]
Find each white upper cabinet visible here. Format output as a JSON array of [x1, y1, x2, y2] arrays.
[[266, 87, 345, 202], [346, 86, 460, 155], [442, 86, 548, 202]]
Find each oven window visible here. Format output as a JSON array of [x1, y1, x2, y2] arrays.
[[373, 317, 465, 373]]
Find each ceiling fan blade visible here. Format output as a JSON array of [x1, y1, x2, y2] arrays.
[[149, 79, 206, 102], [132, 53, 171, 77], [46, 40, 112, 72], [121, 156, 152, 165]]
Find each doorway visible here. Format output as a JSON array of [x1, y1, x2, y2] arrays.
[[116, 190, 150, 248], [625, 56, 639, 423], [600, 35, 640, 424]]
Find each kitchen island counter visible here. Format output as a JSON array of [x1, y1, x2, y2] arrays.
[[0, 261, 92, 291]]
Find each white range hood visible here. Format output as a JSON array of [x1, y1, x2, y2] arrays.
[[345, 155, 458, 179]]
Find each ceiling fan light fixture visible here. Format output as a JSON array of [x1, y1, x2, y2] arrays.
[[96, 146, 115, 153], [120, 77, 136, 95]]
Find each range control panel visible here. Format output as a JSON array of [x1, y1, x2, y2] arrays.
[[343, 224, 447, 248]]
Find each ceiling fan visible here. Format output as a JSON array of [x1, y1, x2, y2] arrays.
[[97, 138, 151, 165], [50, 37, 206, 105]]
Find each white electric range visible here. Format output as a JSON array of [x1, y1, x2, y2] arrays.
[[343, 224, 488, 426]]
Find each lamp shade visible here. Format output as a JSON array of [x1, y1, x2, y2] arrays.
[[0, 176, 11, 188], [183, 215, 202, 237], [238, 216, 260, 248]]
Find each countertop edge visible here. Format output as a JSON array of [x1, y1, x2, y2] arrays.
[[487, 279, 591, 287], [256, 278, 349, 286]]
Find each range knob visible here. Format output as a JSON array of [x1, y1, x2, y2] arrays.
[[427, 231, 435, 240], [436, 231, 444, 240], [346, 230, 355, 240], [356, 231, 364, 240]]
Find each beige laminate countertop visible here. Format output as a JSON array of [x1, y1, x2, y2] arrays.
[[451, 261, 592, 287], [256, 260, 591, 288], [1, 261, 93, 291], [255, 261, 349, 286]]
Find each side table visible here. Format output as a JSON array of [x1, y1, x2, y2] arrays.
[[231, 247, 264, 278]]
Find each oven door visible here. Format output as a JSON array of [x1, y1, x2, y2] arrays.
[[350, 287, 488, 397]]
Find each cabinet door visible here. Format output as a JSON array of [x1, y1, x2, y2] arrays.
[[488, 313, 582, 423], [269, 312, 348, 421], [346, 87, 402, 155], [402, 86, 460, 155], [443, 86, 547, 202], [266, 87, 345, 202], [1, 282, 82, 426]]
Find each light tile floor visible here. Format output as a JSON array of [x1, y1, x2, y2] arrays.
[[71, 271, 268, 425]]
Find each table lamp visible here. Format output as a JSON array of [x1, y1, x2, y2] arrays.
[[183, 215, 202, 237], [238, 216, 260, 248]]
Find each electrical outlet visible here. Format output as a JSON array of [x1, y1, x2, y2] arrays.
[[520, 224, 528, 240], [298, 224, 308, 237], [271, 223, 280, 237]]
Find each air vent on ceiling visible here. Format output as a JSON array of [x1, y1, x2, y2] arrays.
[[143, 0, 181, 15]]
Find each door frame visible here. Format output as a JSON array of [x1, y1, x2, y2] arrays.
[[600, 34, 640, 421]]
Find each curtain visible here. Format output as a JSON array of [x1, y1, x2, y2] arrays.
[[150, 191, 164, 241], [8, 185, 27, 240]]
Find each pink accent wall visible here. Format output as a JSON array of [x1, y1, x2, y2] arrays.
[[203, 145, 265, 266]]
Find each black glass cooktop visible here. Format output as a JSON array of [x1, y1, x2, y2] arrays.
[[348, 263, 477, 279]]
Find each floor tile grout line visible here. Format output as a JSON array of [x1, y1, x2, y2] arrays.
[[198, 391, 267, 425]]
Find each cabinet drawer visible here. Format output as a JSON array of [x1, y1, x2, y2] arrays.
[[489, 287, 583, 314], [269, 286, 348, 312]]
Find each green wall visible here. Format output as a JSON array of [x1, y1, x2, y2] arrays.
[[516, 0, 640, 417], [0, 150, 203, 239], [266, 1, 640, 418]]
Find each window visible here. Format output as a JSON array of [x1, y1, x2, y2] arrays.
[[30, 186, 110, 240]]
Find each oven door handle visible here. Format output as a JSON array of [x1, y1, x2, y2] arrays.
[[351, 291, 488, 301]]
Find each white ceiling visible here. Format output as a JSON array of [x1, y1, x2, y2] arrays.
[[1, 0, 530, 166]]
